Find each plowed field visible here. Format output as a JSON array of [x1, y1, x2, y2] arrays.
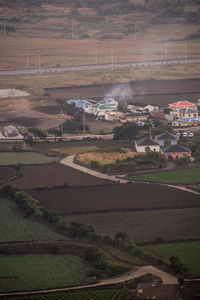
[[27, 183, 200, 214]]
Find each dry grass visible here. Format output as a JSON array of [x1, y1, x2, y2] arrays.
[[77, 150, 137, 165], [52, 145, 99, 156]]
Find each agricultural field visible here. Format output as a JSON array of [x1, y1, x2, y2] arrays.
[[0, 254, 89, 292], [0, 152, 60, 166], [27, 183, 200, 214], [129, 167, 200, 185], [0, 196, 66, 242], [64, 207, 200, 244], [144, 241, 200, 276], [2, 289, 128, 300], [12, 163, 114, 189], [0, 166, 14, 181]]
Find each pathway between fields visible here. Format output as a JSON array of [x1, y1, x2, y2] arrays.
[[0, 265, 177, 297], [60, 155, 128, 184]]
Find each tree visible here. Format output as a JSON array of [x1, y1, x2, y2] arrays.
[[48, 128, 62, 142], [113, 122, 139, 140], [28, 128, 46, 141]]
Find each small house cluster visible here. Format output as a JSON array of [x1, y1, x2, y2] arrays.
[[135, 132, 191, 159]]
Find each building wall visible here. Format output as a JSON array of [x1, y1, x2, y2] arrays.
[[135, 144, 160, 153], [165, 152, 191, 159], [156, 139, 177, 147]]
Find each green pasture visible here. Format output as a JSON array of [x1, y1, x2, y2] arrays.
[[2, 289, 127, 300], [64, 207, 200, 244], [0, 255, 89, 292], [0, 197, 66, 242], [129, 167, 200, 184], [0, 152, 60, 165], [144, 241, 200, 276]]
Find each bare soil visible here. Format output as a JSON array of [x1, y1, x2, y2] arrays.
[[13, 163, 114, 189], [45, 79, 200, 105], [27, 183, 200, 214], [0, 166, 15, 181]]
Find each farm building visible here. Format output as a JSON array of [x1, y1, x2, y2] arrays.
[[0, 89, 30, 99], [172, 116, 200, 127], [120, 113, 148, 123], [67, 99, 92, 108], [135, 137, 160, 153], [168, 101, 197, 110], [163, 144, 191, 159], [4, 125, 19, 137], [155, 132, 178, 147], [170, 107, 198, 119], [99, 98, 118, 108], [84, 103, 118, 116]]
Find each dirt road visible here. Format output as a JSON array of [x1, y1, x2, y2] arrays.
[[60, 155, 128, 184], [0, 265, 177, 297]]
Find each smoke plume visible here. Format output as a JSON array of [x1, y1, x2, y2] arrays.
[[105, 81, 134, 102]]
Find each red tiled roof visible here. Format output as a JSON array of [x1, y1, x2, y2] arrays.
[[169, 101, 197, 109]]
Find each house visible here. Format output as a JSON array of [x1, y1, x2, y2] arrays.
[[163, 144, 191, 159], [120, 113, 148, 123], [135, 137, 160, 153], [168, 101, 197, 110], [172, 116, 200, 127], [170, 107, 198, 119], [4, 125, 19, 137], [67, 99, 92, 108], [155, 132, 178, 147]]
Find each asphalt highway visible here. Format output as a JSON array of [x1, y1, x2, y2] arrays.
[[0, 58, 200, 77]]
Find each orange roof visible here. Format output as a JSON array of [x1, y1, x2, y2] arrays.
[[169, 101, 197, 109]]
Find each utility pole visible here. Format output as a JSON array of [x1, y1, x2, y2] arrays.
[[134, 23, 137, 41], [184, 40, 187, 61], [38, 50, 41, 74], [95, 40, 98, 65], [83, 109, 85, 135], [71, 23, 74, 39], [165, 39, 168, 59], [111, 48, 114, 70], [26, 46, 29, 68]]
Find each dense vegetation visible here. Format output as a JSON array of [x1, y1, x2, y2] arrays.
[[0, 152, 60, 165]]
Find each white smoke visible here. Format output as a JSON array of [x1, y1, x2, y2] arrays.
[[105, 81, 134, 102]]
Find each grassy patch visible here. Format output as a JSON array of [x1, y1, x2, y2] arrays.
[[64, 208, 200, 243], [2, 289, 127, 300], [129, 167, 200, 184], [0, 152, 60, 165], [0, 197, 66, 242], [144, 241, 200, 276], [0, 254, 89, 292]]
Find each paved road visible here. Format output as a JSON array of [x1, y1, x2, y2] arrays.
[[0, 58, 200, 77], [0, 265, 177, 297], [60, 155, 128, 183]]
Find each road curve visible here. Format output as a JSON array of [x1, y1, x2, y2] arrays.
[[0, 58, 200, 77], [60, 155, 128, 184], [0, 265, 177, 297]]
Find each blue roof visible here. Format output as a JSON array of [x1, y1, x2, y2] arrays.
[[67, 99, 92, 108], [99, 97, 116, 104], [179, 116, 200, 122]]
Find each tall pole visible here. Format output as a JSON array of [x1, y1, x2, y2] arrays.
[[83, 109, 85, 135], [111, 48, 114, 70], [26, 46, 29, 68], [38, 50, 41, 74], [165, 39, 168, 59], [95, 40, 98, 65], [134, 23, 137, 41], [184, 40, 187, 61]]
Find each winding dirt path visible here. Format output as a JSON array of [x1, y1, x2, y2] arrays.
[[60, 155, 128, 184], [0, 265, 177, 297]]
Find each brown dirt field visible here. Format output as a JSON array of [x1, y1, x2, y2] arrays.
[[46, 79, 200, 105], [27, 183, 200, 214], [13, 163, 114, 189], [0, 166, 15, 181]]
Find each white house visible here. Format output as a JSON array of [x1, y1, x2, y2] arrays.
[[135, 137, 160, 153], [155, 132, 178, 147]]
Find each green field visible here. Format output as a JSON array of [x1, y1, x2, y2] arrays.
[[63, 208, 200, 243], [0, 152, 60, 165], [0, 197, 66, 242], [0, 255, 90, 292], [2, 289, 127, 300], [129, 167, 200, 184], [144, 241, 200, 276]]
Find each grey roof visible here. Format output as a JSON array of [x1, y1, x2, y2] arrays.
[[136, 137, 160, 146], [164, 144, 191, 153], [156, 132, 177, 140]]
